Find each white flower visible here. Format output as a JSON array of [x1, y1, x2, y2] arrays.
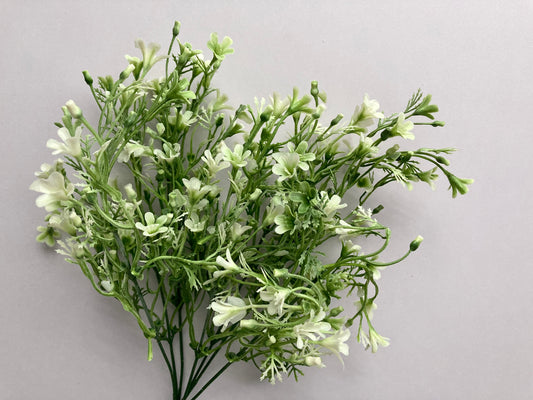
[[319, 191, 347, 219], [118, 141, 149, 163], [390, 112, 415, 140], [30, 171, 74, 212], [319, 328, 351, 360], [184, 212, 205, 232], [201, 149, 230, 176], [293, 310, 332, 349], [134, 39, 167, 70], [287, 141, 315, 163], [229, 222, 252, 241], [209, 296, 247, 331], [369, 329, 390, 353], [154, 142, 181, 162], [219, 141, 251, 168], [272, 152, 308, 182], [182, 177, 216, 202], [135, 212, 172, 237], [48, 209, 82, 235], [46, 127, 82, 158], [350, 94, 384, 129], [213, 248, 240, 279], [258, 286, 291, 317], [34, 159, 64, 179]]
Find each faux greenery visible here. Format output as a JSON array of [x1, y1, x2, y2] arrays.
[[31, 21, 472, 400]]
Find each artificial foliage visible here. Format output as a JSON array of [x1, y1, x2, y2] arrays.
[[31, 21, 472, 400]]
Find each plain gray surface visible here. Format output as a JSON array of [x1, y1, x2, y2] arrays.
[[2, 1, 532, 399]]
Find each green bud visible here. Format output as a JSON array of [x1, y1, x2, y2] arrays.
[[436, 156, 450, 166], [215, 114, 225, 127], [172, 21, 181, 37], [380, 129, 392, 141], [330, 306, 344, 317], [357, 176, 372, 189], [82, 70, 93, 86], [409, 235, 424, 251], [260, 107, 273, 122], [431, 120, 445, 127], [310, 80, 319, 97], [330, 113, 343, 126]]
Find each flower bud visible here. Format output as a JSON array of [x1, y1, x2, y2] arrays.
[[249, 188, 262, 201], [409, 235, 424, 252], [82, 70, 93, 85], [124, 183, 137, 200], [239, 319, 261, 330], [119, 64, 135, 80], [329, 306, 344, 317], [310, 80, 319, 97], [431, 120, 445, 127], [330, 113, 343, 126], [436, 156, 450, 166], [65, 100, 82, 119], [172, 21, 181, 37]]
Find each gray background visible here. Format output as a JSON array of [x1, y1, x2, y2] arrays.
[[2, 1, 532, 399]]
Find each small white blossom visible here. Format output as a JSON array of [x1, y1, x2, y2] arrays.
[[201, 149, 230, 176], [319, 328, 351, 360], [30, 171, 74, 212], [48, 209, 82, 235], [46, 127, 82, 158], [369, 329, 390, 353], [135, 212, 172, 237], [258, 286, 291, 317], [209, 296, 247, 331], [350, 94, 384, 129], [272, 152, 308, 182], [118, 141, 150, 163], [219, 141, 251, 168], [229, 222, 252, 241], [213, 248, 240, 279], [34, 159, 64, 179], [390, 113, 415, 140], [154, 142, 181, 162], [293, 310, 332, 349], [184, 212, 205, 232], [319, 191, 347, 219]]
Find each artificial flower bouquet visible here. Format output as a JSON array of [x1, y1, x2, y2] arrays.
[[31, 21, 472, 400]]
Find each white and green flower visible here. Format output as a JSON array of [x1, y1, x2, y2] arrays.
[[390, 112, 415, 140], [272, 152, 307, 182], [201, 149, 230, 177], [135, 212, 172, 237], [30, 171, 74, 212], [350, 94, 384, 129], [258, 286, 291, 317], [46, 127, 82, 158], [209, 296, 247, 331], [118, 140, 151, 163], [318, 328, 351, 360], [219, 141, 251, 168], [293, 310, 332, 349], [184, 212, 205, 232]]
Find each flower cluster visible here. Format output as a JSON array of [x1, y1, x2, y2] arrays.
[[31, 21, 472, 399]]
